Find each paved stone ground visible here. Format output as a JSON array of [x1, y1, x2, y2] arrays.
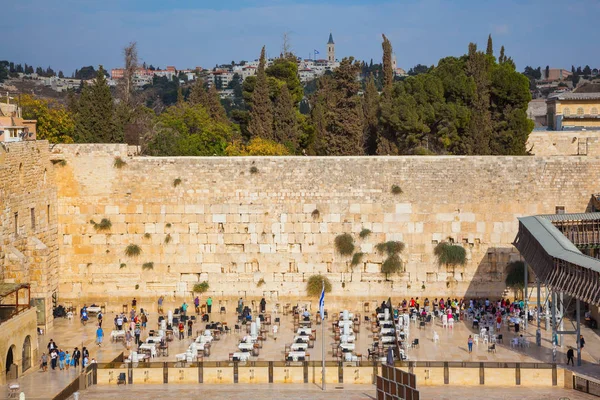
[[73, 383, 599, 400], [2, 301, 599, 399]]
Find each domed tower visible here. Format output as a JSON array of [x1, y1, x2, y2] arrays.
[[327, 33, 335, 63]]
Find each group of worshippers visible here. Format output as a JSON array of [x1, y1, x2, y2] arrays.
[[41, 339, 92, 372]]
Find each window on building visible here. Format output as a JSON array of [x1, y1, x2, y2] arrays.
[[591, 107, 598, 116], [577, 107, 584, 116], [9, 129, 18, 138], [14, 212, 18, 236], [563, 107, 571, 116], [556, 206, 565, 214], [30, 208, 35, 230]]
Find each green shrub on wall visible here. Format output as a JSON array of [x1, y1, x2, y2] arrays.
[[434, 242, 466, 266], [193, 281, 210, 293], [306, 275, 332, 297], [124, 244, 141, 257], [334, 233, 354, 256], [90, 218, 112, 232]]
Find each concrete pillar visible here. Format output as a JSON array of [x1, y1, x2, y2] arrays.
[[559, 292, 564, 347], [576, 298, 581, 367], [524, 264, 528, 331]]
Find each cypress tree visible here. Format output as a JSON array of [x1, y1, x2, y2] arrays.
[[486, 34, 493, 56], [381, 34, 394, 91], [464, 43, 492, 155], [248, 46, 274, 140], [499, 46, 506, 63], [273, 84, 299, 149], [363, 74, 379, 155], [74, 66, 118, 143], [206, 84, 228, 123]]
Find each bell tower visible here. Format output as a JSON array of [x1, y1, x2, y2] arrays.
[[327, 33, 335, 63]]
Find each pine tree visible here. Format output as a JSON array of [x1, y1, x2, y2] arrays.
[[362, 74, 379, 155], [273, 84, 299, 149], [248, 46, 273, 140], [486, 34, 493, 56], [189, 78, 208, 106], [381, 34, 394, 91], [464, 43, 492, 155], [74, 66, 119, 143], [499, 46, 505, 63]]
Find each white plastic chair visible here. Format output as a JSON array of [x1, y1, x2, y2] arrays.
[[483, 335, 489, 344], [448, 319, 454, 329], [473, 334, 479, 345], [433, 331, 440, 343], [442, 315, 448, 328]]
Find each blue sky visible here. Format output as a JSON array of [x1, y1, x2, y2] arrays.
[[3, 0, 599, 76]]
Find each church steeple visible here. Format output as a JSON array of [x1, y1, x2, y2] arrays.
[[327, 33, 335, 63]]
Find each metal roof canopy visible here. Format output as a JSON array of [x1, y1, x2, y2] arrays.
[[514, 215, 600, 305]]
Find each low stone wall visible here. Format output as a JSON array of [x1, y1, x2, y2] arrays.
[[94, 361, 563, 387]]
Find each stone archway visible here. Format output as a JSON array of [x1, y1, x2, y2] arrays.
[[22, 336, 31, 372], [5, 345, 16, 379]]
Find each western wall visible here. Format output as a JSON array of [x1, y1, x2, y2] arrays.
[[46, 143, 600, 312], [2, 141, 599, 320]]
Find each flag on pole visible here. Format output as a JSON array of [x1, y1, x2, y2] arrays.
[[314, 49, 320, 55], [319, 285, 325, 320]]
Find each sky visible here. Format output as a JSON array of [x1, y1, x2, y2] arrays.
[[2, 0, 599, 76]]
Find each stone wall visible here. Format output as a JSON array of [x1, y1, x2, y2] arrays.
[[527, 130, 600, 156], [0, 141, 59, 325], [51, 144, 600, 309]]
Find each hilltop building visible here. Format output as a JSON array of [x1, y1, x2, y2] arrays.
[[546, 92, 600, 130], [0, 102, 36, 143]]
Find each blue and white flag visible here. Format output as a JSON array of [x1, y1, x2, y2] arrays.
[[319, 286, 325, 320], [314, 49, 320, 55]]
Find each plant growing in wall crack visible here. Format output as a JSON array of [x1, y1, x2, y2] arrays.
[[124, 244, 141, 257], [311, 209, 320, 220], [306, 275, 332, 297], [250, 166, 259, 174], [376, 241, 406, 279], [391, 185, 403, 195], [173, 178, 182, 187], [143, 233, 151, 239], [434, 241, 466, 274], [90, 218, 112, 232], [256, 278, 266, 288], [505, 261, 526, 299], [359, 228, 372, 239], [164, 233, 172, 244], [193, 281, 210, 293], [142, 262, 154, 270], [334, 233, 355, 256], [351, 252, 364, 267], [120, 263, 126, 269], [113, 156, 127, 169]]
